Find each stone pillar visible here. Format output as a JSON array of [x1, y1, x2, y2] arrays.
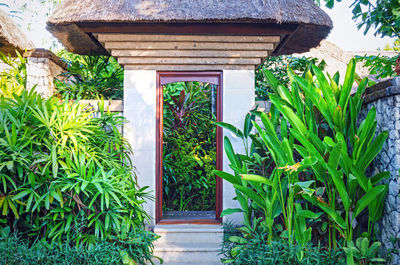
[[362, 77, 400, 264], [24, 48, 67, 98], [222, 70, 255, 224], [123, 70, 157, 223]]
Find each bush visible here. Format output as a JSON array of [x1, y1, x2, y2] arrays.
[[0, 55, 158, 264], [215, 59, 388, 263], [221, 224, 345, 265], [55, 50, 124, 100], [0, 227, 158, 265], [0, 90, 150, 244]]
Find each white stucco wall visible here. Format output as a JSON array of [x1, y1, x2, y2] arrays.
[[124, 70, 157, 223], [124, 69, 255, 225], [222, 70, 255, 224]]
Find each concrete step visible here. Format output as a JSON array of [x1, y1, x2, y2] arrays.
[[153, 245, 221, 263], [151, 224, 223, 264], [154, 224, 223, 245]]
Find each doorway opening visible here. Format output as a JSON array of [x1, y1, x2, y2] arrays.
[[156, 72, 223, 224]]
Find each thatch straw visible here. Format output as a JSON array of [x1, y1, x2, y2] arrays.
[[47, 0, 333, 55], [0, 10, 34, 56]]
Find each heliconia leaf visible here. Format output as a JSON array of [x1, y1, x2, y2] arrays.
[[269, 94, 307, 136], [353, 185, 387, 220], [220, 208, 243, 217], [241, 174, 274, 186], [339, 59, 356, 110], [262, 69, 280, 92], [370, 171, 390, 186], [243, 114, 253, 138], [214, 170, 241, 186], [303, 194, 347, 229], [358, 131, 388, 170], [312, 64, 337, 114], [296, 209, 323, 219], [234, 184, 265, 209], [216, 122, 243, 138], [223, 136, 240, 167]]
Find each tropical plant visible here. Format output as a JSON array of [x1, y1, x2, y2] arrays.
[[55, 50, 123, 99], [0, 89, 151, 249], [318, 0, 400, 39], [0, 51, 27, 97], [255, 55, 326, 100], [221, 222, 346, 265], [343, 236, 385, 265], [265, 59, 388, 247], [0, 226, 159, 265], [216, 59, 388, 263], [162, 81, 217, 211], [355, 54, 398, 79]]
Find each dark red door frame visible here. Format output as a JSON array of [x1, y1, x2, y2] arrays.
[[156, 71, 223, 224]]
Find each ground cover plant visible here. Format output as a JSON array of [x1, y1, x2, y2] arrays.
[[162, 81, 216, 211], [0, 53, 159, 264], [217, 59, 388, 264], [0, 226, 157, 265]]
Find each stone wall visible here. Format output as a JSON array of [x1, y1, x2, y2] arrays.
[[24, 49, 67, 98], [361, 77, 400, 264]]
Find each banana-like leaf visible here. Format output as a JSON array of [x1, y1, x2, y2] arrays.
[[220, 208, 243, 217], [214, 170, 241, 186], [241, 174, 274, 186], [216, 122, 243, 138], [353, 185, 387, 220], [234, 184, 265, 210], [338, 59, 355, 111], [303, 194, 346, 229], [269, 94, 307, 136]]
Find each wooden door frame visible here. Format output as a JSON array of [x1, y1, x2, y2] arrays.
[[156, 71, 223, 224]]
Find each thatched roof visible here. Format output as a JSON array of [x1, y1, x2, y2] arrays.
[[47, 0, 332, 55], [0, 10, 34, 56]]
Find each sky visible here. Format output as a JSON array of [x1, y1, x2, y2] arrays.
[[1, 0, 396, 52]]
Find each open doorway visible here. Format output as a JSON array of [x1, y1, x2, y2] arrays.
[[156, 72, 223, 224]]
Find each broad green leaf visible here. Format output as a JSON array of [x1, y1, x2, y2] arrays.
[[241, 174, 273, 186], [353, 185, 387, 220], [220, 208, 243, 217], [216, 122, 243, 138], [214, 170, 241, 186]]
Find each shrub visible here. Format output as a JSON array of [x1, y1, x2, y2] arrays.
[[0, 54, 158, 264], [0, 51, 26, 97], [55, 50, 123, 99], [221, 224, 346, 265], [0, 90, 150, 245], [215, 59, 388, 263], [0, 226, 158, 265]]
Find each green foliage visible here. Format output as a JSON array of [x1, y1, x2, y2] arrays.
[[0, 89, 151, 245], [55, 50, 123, 99], [255, 56, 326, 100], [318, 0, 400, 39], [0, 51, 159, 264], [221, 223, 346, 265], [163, 129, 216, 211], [0, 51, 27, 98], [267, 60, 388, 245], [216, 60, 388, 261], [163, 82, 216, 211], [355, 54, 398, 79], [0, 226, 158, 265], [343, 236, 385, 265]]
